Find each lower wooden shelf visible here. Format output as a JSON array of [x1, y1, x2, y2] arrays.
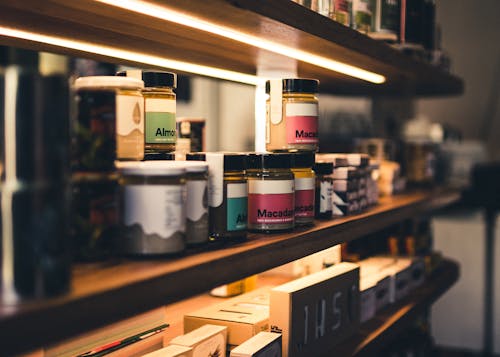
[[332, 258, 460, 356], [0, 189, 460, 356]]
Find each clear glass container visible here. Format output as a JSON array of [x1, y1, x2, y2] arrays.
[[291, 151, 316, 226], [266, 78, 319, 152]]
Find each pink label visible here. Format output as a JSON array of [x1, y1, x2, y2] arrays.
[[295, 189, 315, 218], [286, 116, 318, 144], [248, 193, 294, 225]]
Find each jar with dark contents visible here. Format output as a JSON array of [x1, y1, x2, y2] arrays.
[[291, 151, 315, 226], [116, 161, 187, 255], [183, 161, 209, 246], [187, 153, 247, 242], [73, 76, 145, 170], [71, 172, 119, 261], [313, 162, 333, 219], [247, 153, 295, 233], [118, 70, 177, 155]]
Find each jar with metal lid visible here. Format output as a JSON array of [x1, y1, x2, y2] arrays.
[[313, 162, 333, 219], [291, 151, 316, 226], [74, 76, 145, 168], [187, 153, 247, 242], [118, 70, 177, 155], [116, 161, 186, 255], [247, 153, 295, 232], [183, 161, 209, 246], [266, 78, 319, 152]]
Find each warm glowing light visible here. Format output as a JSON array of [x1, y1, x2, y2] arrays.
[[0, 27, 260, 85], [96, 0, 386, 84]]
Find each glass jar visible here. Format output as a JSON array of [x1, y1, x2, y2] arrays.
[[187, 153, 247, 242], [291, 151, 316, 226], [116, 161, 186, 255], [313, 162, 333, 219], [266, 78, 319, 152], [74, 76, 145, 167], [247, 153, 295, 233], [120, 70, 177, 155], [183, 161, 209, 246]]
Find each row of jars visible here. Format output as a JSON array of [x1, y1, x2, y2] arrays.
[[78, 151, 375, 258]]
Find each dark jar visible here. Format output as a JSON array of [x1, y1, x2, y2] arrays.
[[187, 152, 247, 243]]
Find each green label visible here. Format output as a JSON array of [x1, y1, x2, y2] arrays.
[[145, 112, 176, 144], [227, 197, 247, 231]]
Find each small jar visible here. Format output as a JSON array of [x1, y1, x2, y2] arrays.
[[116, 161, 186, 255], [247, 153, 295, 233], [313, 162, 333, 219], [74, 76, 145, 166], [291, 151, 316, 226], [184, 161, 209, 246], [118, 70, 177, 154], [187, 153, 248, 242], [266, 78, 319, 152]]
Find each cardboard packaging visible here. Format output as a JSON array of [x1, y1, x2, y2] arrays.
[[270, 262, 360, 357], [184, 288, 270, 346], [143, 344, 193, 357], [359, 277, 377, 323], [230, 332, 282, 357], [170, 325, 227, 357]]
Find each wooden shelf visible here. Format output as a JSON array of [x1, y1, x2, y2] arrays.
[[0, 189, 459, 356], [333, 258, 460, 356], [0, 0, 463, 96]]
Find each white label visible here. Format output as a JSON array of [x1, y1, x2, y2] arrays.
[[123, 185, 185, 238], [285, 102, 318, 117], [248, 180, 294, 194], [270, 79, 283, 125], [145, 97, 176, 113], [295, 176, 315, 191], [227, 182, 247, 198], [332, 191, 348, 205], [206, 153, 224, 207], [319, 181, 333, 212], [186, 180, 207, 221], [191, 333, 225, 356], [116, 94, 144, 136]]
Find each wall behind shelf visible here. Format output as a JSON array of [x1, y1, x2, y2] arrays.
[[416, 0, 500, 159]]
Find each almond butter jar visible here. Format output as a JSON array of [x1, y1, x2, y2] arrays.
[[265, 78, 319, 152]]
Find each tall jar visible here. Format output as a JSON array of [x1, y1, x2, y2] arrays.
[[313, 162, 333, 219], [118, 70, 177, 155], [187, 153, 248, 243], [247, 153, 295, 233], [266, 78, 319, 152], [116, 161, 187, 255], [291, 151, 316, 226], [74, 76, 145, 166]]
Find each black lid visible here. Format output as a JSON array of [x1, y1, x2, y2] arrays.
[[0, 46, 38, 68], [265, 78, 319, 94], [246, 153, 292, 170], [116, 70, 176, 88], [187, 152, 246, 171], [143, 152, 175, 161], [313, 162, 333, 175], [291, 151, 315, 168], [186, 152, 206, 161], [142, 71, 176, 88]]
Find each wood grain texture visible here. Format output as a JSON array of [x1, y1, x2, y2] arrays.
[[0, 189, 460, 356], [0, 0, 463, 96]]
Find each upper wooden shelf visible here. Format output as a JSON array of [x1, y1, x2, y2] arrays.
[[0, 189, 460, 356], [0, 0, 463, 96]]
